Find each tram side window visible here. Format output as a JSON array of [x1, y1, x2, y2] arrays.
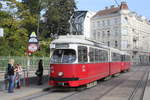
[[121, 55, 125, 61], [112, 53, 121, 61], [95, 49, 100, 62], [78, 46, 88, 63], [125, 55, 130, 61], [89, 48, 108, 62], [89, 47, 95, 62], [102, 50, 108, 62]]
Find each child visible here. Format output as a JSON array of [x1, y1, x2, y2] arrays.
[[14, 64, 22, 89]]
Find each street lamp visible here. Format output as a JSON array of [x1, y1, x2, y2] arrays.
[[37, 0, 41, 36]]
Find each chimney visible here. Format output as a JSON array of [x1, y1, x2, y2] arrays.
[[105, 6, 108, 10], [120, 2, 128, 10], [111, 5, 115, 8]]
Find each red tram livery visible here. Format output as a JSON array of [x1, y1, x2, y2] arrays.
[[49, 35, 131, 88]]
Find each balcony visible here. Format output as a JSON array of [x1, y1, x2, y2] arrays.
[[132, 46, 139, 52]]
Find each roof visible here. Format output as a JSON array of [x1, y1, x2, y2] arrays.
[[93, 2, 128, 17], [94, 7, 120, 17]]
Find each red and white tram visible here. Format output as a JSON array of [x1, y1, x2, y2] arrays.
[[49, 36, 131, 87]]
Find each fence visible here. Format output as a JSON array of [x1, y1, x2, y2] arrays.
[[0, 56, 50, 72]]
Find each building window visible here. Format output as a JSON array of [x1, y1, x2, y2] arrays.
[[107, 20, 110, 26], [122, 40, 128, 49], [122, 28, 128, 35], [114, 18, 118, 24], [93, 30, 96, 39], [93, 22, 95, 27], [107, 30, 110, 37], [115, 41, 118, 47], [98, 32, 100, 40], [115, 29, 118, 36], [108, 41, 110, 46], [97, 21, 100, 27], [102, 20, 105, 26], [122, 17, 128, 24], [102, 31, 105, 37]]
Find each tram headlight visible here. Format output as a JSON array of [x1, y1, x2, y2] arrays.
[[58, 72, 64, 77]]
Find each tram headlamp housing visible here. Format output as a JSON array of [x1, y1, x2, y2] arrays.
[[58, 72, 64, 77]]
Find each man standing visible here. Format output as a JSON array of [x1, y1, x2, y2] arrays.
[[7, 59, 15, 93]]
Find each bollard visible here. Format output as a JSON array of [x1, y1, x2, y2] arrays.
[[0, 79, 4, 91], [0, 80, 2, 91]]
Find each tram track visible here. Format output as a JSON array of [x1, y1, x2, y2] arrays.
[[16, 87, 56, 100], [128, 71, 149, 100], [17, 86, 80, 100], [55, 71, 137, 100], [17, 68, 148, 100], [93, 71, 137, 100]]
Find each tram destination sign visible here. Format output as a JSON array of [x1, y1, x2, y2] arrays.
[[55, 43, 69, 48]]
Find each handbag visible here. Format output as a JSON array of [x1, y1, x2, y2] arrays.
[[35, 70, 41, 76], [4, 73, 9, 80]]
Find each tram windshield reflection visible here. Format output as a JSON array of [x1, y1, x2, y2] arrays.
[[50, 49, 76, 63]]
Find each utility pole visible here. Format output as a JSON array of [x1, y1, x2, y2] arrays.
[[37, 0, 41, 36]]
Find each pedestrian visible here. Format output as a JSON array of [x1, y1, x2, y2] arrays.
[[7, 59, 15, 93], [35, 59, 43, 85], [14, 64, 22, 89]]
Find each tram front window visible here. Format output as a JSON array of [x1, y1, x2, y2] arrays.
[[50, 49, 76, 63]]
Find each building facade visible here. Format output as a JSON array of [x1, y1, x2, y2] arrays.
[[91, 2, 150, 65]]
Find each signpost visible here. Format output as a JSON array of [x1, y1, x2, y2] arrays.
[[26, 32, 39, 86], [28, 32, 39, 54]]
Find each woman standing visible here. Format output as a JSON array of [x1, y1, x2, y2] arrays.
[[7, 59, 15, 93], [36, 59, 43, 85]]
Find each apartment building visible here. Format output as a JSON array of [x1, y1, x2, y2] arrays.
[[91, 2, 150, 64]]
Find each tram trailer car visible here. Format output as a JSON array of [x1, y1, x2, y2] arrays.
[[49, 36, 131, 87]]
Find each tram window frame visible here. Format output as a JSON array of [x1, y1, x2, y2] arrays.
[[78, 46, 88, 63]]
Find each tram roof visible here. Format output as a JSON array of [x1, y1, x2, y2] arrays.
[[51, 35, 97, 46], [51, 35, 129, 55]]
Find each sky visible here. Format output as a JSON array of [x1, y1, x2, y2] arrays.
[[76, 0, 150, 20]]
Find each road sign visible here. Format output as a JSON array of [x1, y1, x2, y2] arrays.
[[27, 32, 39, 54], [28, 44, 38, 53]]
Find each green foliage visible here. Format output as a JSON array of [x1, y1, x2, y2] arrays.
[[0, 0, 76, 56], [44, 0, 76, 36]]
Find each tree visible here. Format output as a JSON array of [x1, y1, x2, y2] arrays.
[[0, 0, 76, 56], [42, 0, 76, 37], [0, 0, 28, 56]]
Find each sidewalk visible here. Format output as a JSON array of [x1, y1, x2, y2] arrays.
[[0, 83, 50, 100]]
